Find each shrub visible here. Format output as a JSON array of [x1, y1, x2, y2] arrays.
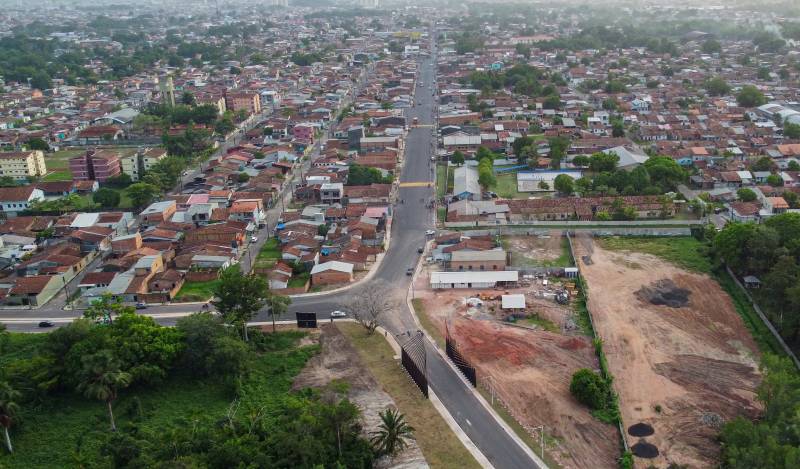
[[570, 368, 610, 410]]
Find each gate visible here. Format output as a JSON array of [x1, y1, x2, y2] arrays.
[[445, 324, 477, 387], [400, 331, 428, 398]]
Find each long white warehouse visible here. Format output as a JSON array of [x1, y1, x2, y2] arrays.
[[430, 271, 519, 289]]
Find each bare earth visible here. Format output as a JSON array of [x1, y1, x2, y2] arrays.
[[505, 230, 564, 266], [415, 266, 620, 469], [574, 240, 761, 468], [293, 324, 428, 469]]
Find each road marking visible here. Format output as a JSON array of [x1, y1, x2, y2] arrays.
[[466, 418, 472, 426], [399, 182, 432, 188]]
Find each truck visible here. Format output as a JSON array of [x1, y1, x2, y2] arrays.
[[412, 117, 418, 125]]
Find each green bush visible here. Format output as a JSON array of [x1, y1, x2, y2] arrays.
[[570, 368, 611, 410]]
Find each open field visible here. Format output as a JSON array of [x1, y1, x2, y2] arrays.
[[490, 172, 526, 199], [337, 322, 480, 469], [254, 237, 281, 269], [40, 149, 81, 181], [573, 237, 761, 467], [173, 278, 220, 302], [503, 231, 572, 267], [412, 266, 619, 468]]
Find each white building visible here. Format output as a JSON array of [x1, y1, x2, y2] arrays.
[[430, 271, 518, 289]]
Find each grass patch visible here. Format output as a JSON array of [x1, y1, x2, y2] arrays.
[[255, 237, 281, 268], [490, 173, 526, 199], [174, 279, 221, 302], [41, 170, 73, 182], [412, 298, 444, 349], [287, 273, 310, 289], [504, 236, 573, 267], [0, 331, 315, 469], [436, 164, 448, 198], [338, 322, 480, 469], [437, 207, 447, 224], [597, 236, 711, 273], [0, 333, 47, 366], [519, 315, 560, 332]]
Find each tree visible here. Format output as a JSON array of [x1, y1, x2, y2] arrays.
[[126, 182, 159, 208], [789, 160, 800, 171], [737, 188, 758, 202], [450, 150, 465, 166], [76, 350, 132, 432], [737, 85, 767, 108], [554, 174, 574, 195], [643, 156, 686, 192], [785, 122, 800, 140], [237, 172, 250, 183], [266, 292, 291, 333], [570, 368, 610, 410], [512, 136, 534, 157], [370, 408, 415, 457], [212, 265, 268, 341], [702, 39, 722, 54], [180, 91, 195, 106], [0, 381, 20, 453], [767, 174, 784, 187], [589, 152, 619, 173], [347, 164, 392, 186], [93, 187, 121, 208], [343, 281, 393, 335], [0, 176, 18, 188], [25, 137, 49, 151], [538, 181, 550, 190], [572, 155, 590, 168], [704, 77, 731, 97], [752, 157, 775, 172], [175, 312, 249, 379], [611, 120, 625, 138], [478, 165, 495, 190], [83, 292, 132, 325]]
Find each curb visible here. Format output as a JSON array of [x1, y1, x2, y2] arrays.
[[404, 248, 550, 469]]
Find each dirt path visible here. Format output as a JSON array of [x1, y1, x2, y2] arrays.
[[293, 325, 428, 469], [573, 240, 761, 468]]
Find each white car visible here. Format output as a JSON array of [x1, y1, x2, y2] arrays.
[[425, 230, 436, 236], [251, 236, 258, 243], [330, 310, 347, 318]]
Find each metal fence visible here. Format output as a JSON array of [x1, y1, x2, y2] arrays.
[[445, 323, 477, 387], [400, 331, 428, 398]]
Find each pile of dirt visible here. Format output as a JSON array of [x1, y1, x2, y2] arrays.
[[628, 423, 655, 437], [635, 278, 691, 308]]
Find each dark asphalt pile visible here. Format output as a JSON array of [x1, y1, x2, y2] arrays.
[[628, 422, 655, 437], [635, 278, 690, 308], [631, 441, 659, 458]]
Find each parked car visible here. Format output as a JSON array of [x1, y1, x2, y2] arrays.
[[135, 302, 147, 310], [417, 246, 424, 254], [425, 230, 436, 236], [38, 321, 54, 328], [251, 236, 258, 243], [406, 267, 414, 275], [330, 310, 347, 318]]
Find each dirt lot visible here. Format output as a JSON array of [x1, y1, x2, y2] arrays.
[[504, 230, 568, 266], [414, 266, 620, 468], [293, 325, 427, 468], [573, 240, 761, 468]]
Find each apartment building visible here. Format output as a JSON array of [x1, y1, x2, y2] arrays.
[[0, 150, 47, 180], [225, 91, 261, 115], [120, 147, 168, 181], [69, 149, 122, 182]]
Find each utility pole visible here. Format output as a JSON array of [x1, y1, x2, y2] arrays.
[[533, 425, 545, 459]]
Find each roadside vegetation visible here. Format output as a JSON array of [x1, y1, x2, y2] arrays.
[[338, 322, 481, 469]]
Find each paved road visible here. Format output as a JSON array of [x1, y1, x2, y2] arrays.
[[0, 36, 543, 469]]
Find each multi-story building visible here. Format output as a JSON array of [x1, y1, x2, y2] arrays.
[[69, 149, 122, 182], [120, 147, 168, 181], [225, 91, 261, 115], [0, 150, 47, 181]]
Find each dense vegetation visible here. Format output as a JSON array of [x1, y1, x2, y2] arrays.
[[713, 213, 800, 351], [0, 306, 377, 467]]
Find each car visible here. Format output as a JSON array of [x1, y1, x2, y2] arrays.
[[330, 310, 347, 318], [38, 321, 54, 328], [417, 246, 424, 254], [251, 236, 258, 243], [135, 302, 147, 310], [425, 229, 436, 236], [406, 267, 414, 275]]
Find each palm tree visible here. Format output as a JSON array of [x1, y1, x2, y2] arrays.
[[370, 408, 415, 457], [76, 350, 132, 432], [0, 381, 20, 453]]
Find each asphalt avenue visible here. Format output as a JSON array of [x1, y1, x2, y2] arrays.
[[0, 37, 543, 469]]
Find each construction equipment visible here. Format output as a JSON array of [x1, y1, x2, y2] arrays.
[[555, 290, 570, 305]]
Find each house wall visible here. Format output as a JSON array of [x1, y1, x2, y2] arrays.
[[449, 259, 506, 272]]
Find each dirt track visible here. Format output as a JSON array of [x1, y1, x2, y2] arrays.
[[574, 240, 761, 468], [415, 278, 620, 469]]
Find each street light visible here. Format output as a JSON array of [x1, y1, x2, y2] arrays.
[[532, 425, 545, 460]]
